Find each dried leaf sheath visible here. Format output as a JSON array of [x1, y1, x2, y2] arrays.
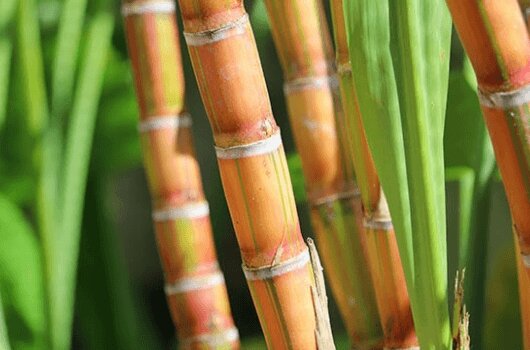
[[446, 0, 530, 274], [177, 1, 332, 348], [329, 0, 417, 348], [262, 0, 383, 347], [122, 1, 238, 348]]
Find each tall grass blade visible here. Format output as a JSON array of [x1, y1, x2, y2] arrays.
[[51, 0, 88, 119], [16, 0, 47, 135], [52, 12, 114, 350]]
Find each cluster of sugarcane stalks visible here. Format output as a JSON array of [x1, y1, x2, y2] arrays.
[[121, 1, 239, 348], [117, 0, 530, 348], [446, 0, 530, 348]]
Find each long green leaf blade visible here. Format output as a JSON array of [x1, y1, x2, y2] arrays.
[[51, 0, 88, 118], [388, 1, 452, 348], [16, 0, 47, 135], [52, 12, 114, 350]]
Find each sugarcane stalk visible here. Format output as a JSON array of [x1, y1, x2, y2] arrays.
[[262, 1, 383, 348], [121, 1, 239, 348], [329, 0, 418, 348], [446, 0, 530, 277], [176, 1, 334, 348]]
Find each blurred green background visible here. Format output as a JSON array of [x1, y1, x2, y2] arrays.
[[0, 0, 525, 349]]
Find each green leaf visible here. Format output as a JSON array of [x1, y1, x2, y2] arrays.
[[344, 1, 452, 348], [50, 12, 114, 350], [0, 193, 46, 350], [445, 167, 475, 277], [0, 0, 17, 32], [51, 0, 88, 119], [76, 177, 161, 350], [344, 1, 414, 291], [444, 66, 496, 349], [92, 52, 142, 174], [16, 0, 48, 135]]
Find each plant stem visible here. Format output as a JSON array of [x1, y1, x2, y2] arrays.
[[177, 1, 333, 348], [121, 1, 239, 347], [263, 1, 383, 347]]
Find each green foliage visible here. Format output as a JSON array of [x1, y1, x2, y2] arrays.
[[92, 51, 142, 174], [0, 194, 46, 350], [444, 62, 496, 348], [344, 1, 452, 348], [51, 13, 114, 350]]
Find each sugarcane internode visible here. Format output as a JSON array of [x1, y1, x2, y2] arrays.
[[137, 113, 193, 133], [122, 0, 239, 348]]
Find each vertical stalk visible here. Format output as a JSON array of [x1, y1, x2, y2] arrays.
[[122, 1, 238, 348], [446, 0, 530, 278], [329, 0, 417, 348], [176, 1, 333, 348], [262, 1, 383, 348]]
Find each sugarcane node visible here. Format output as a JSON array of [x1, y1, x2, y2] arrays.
[[283, 75, 339, 95], [242, 248, 310, 281], [364, 190, 392, 231], [310, 188, 361, 208], [137, 113, 192, 133], [523, 253, 530, 268], [164, 271, 225, 295], [183, 13, 248, 46], [363, 218, 393, 231], [121, 0, 175, 17], [215, 131, 282, 160], [477, 84, 530, 109], [179, 327, 240, 349], [152, 201, 210, 221]]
